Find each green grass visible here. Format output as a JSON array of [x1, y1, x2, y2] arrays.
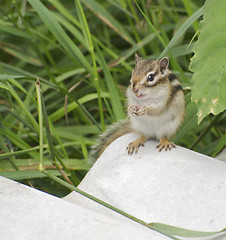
[[0, 0, 225, 198]]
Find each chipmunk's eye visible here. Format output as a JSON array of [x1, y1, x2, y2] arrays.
[[147, 73, 154, 82]]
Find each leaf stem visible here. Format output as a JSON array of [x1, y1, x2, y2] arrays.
[[35, 78, 43, 170]]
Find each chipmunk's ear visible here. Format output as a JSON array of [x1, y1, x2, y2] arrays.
[[159, 57, 169, 73], [134, 53, 142, 63]]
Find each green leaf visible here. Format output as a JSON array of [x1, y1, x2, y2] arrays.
[[190, 0, 226, 123]]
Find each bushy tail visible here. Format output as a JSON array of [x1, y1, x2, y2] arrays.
[[89, 119, 132, 164]]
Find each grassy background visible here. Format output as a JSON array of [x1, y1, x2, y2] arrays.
[[0, 0, 225, 197]]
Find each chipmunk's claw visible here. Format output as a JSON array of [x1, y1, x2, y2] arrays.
[[127, 143, 144, 155], [126, 136, 147, 155], [156, 138, 175, 152]]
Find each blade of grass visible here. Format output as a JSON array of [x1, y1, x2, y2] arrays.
[[119, 33, 156, 65], [189, 114, 222, 150], [52, 12, 88, 50], [0, 125, 19, 171], [49, 92, 109, 123], [0, 80, 39, 131], [0, 170, 61, 180], [159, 6, 203, 58], [212, 133, 226, 158], [0, 24, 31, 39], [55, 69, 86, 83], [109, 0, 135, 18], [0, 44, 43, 66], [75, 0, 105, 130], [182, 0, 199, 33], [49, 121, 69, 159], [37, 79, 79, 185], [48, 0, 80, 27], [0, 158, 89, 171], [80, 134, 88, 159], [0, 146, 44, 160], [0, 75, 24, 80], [27, 0, 93, 75], [96, 45, 125, 121], [8, 78, 36, 103], [81, 0, 135, 45], [35, 79, 43, 170], [134, 0, 167, 48], [173, 101, 198, 143], [125, 0, 146, 56], [150, 222, 226, 238], [3, 75, 102, 132], [0, 128, 39, 159]]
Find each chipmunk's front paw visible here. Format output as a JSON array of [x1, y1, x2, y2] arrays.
[[136, 105, 147, 116], [126, 136, 147, 155], [128, 105, 137, 116], [156, 138, 176, 152], [128, 105, 147, 116]]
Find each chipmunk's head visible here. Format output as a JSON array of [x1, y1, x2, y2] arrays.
[[129, 54, 171, 100]]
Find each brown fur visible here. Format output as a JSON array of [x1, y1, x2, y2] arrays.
[[99, 123, 132, 156], [89, 120, 133, 163]]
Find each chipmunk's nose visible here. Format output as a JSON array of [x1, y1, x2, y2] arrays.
[[132, 84, 139, 93]]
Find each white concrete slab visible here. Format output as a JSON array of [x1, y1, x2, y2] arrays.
[[65, 133, 226, 240], [216, 148, 226, 162], [1, 133, 225, 240], [0, 176, 167, 240]]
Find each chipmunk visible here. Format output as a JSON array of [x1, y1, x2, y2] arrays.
[[90, 54, 185, 161]]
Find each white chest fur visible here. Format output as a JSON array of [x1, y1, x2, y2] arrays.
[[129, 109, 180, 140], [127, 87, 183, 140]]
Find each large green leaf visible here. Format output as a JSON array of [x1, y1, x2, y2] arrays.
[[189, 0, 226, 123]]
